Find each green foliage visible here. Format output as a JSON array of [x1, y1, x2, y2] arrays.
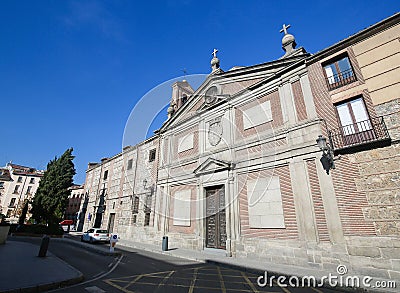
[[18, 200, 29, 225], [15, 224, 64, 235], [31, 148, 76, 226]]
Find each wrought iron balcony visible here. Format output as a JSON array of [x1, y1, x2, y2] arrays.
[[329, 117, 391, 154], [326, 69, 356, 90]]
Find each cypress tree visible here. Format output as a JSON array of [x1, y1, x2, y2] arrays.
[[32, 148, 76, 226]]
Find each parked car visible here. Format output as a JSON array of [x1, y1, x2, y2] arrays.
[[59, 219, 75, 232], [81, 228, 109, 243], [59, 220, 74, 226]]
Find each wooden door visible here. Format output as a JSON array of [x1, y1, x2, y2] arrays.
[[205, 186, 227, 249]]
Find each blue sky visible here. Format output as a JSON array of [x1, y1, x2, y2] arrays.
[[0, 1, 398, 184]]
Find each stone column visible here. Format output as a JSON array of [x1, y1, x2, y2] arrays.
[[279, 82, 297, 126], [315, 158, 345, 244], [289, 158, 318, 242], [299, 74, 318, 119], [197, 179, 205, 250]]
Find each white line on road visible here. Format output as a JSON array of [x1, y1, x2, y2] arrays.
[[49, 254, 124, 292]]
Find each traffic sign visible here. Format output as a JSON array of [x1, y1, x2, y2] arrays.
[[110, 233, 119, 242]]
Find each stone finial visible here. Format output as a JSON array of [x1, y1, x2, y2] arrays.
[[211, 48, 220, 72], [167, 105, 174, 119], [280, 24, 297, 56]]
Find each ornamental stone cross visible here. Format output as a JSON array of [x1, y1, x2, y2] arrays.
[[280, 24, 291, 35], [212, 48, 218, 58]]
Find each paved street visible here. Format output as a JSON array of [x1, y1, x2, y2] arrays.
[[12, 236, 342, 293]]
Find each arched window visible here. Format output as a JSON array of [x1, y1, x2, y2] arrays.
[[181, 94, 188, 105]]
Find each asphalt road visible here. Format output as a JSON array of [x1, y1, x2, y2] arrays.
[[14, 236, 342, 293]]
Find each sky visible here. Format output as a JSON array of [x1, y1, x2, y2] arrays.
[[0, 1, 398, 184]]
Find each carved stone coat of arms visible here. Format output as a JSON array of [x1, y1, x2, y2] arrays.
[[208, 118, 223, 146]]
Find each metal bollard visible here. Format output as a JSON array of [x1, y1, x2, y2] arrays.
[[162, 236, 168, 251], [38, 235, 50, 257]]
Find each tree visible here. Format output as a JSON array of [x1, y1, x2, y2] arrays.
[[32, 148, 76, 226], [18, 199, 29, 225]]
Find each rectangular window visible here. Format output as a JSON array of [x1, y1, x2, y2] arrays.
[[26, 186, 32, 194], [127, 159, 133, 170], [144, 194, 152, 213], [132, 214, 137, 224], [144, 212, 151, 226], [9, 198, 16, 208], [103, 170, 108, 180], [243, 100, 273, 130], [149, 149, 156, 162], [247, 176, 285, 228], [323, 55, 356, 90], [29, 178, 35, 184], [335, 97, 374, 145], [0, 182, 4, 188], [132, 196, 139, 213], [17, 177, 22, 183], [13, 185, 20, 194], [173, 190, 191, 226]]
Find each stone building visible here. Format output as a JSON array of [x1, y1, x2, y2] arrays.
[[81, 14, 399, 281], [0, 163, 44, 222], [65, 184, 84, 225]]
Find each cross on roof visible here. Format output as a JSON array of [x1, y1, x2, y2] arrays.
[[212, 48, 218, 58], [280, 24, 291, 35], [182, 68, 187, 76]]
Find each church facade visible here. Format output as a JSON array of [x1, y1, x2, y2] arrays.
[[80, 14, 399, 280]]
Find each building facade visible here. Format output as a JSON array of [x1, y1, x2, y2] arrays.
[[0, 163, 44, 223], [65, 184, 85, 225], [81, 14, 399, 280]]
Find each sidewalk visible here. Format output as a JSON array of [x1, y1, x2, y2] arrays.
[[0, 240, 83, 293]]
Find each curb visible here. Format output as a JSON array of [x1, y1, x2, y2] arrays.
[[56, 238, 122, 256], [3, 274, 84, 293], [117, 242, 205, 264]]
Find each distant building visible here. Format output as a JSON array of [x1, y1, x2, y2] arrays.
[[0, 163, 44, 223], [65, 184, 84, 225]]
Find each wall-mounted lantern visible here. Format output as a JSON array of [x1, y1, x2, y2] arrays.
[[316, 135, 335, 175]]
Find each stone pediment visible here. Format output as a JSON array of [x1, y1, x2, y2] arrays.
[[193, 158, 234, 176]]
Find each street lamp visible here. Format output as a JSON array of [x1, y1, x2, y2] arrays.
[[316, 134, 335, 175]]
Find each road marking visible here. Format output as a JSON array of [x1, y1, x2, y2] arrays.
[[188, 267, 198, 293], [108, 262, 113, 268], [50, 254, 124, 292], [217, 266, 227, 293], [123, 282, 255, 291], [194, 272, 246, 277], [241, 271, 259, 293], [123, 274, 143, 290], [311, 287, 324, 293], [155, 270, 175, 292], [84, 286, 105, 293]]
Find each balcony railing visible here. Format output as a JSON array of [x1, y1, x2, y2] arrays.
[[329, 117, 391, 154], [326, 69, 356, 90]]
